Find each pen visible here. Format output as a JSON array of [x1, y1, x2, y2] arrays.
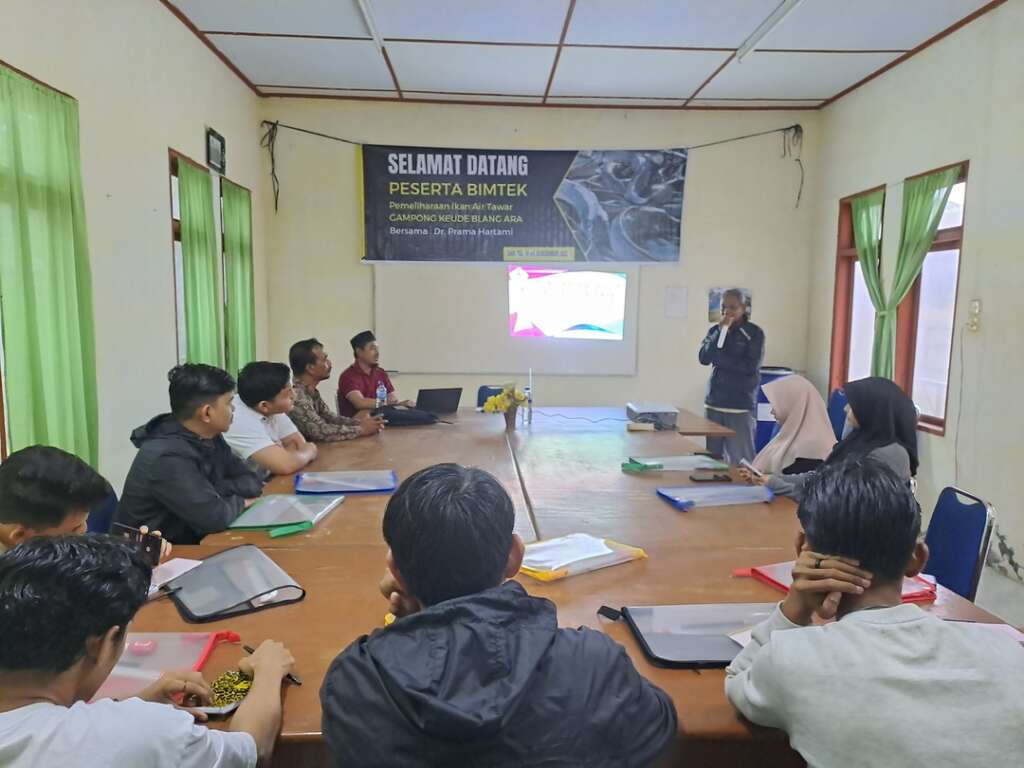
[[243, 643, 303, 686]]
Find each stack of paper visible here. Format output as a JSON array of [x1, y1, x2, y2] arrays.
[[656, 484, 773, 510], [520, 533, 646, 582]]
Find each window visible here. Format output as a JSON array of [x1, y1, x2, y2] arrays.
[[828, 187, 885, 393], [828, 165, 967, 435], [896, 168, 967, 433]]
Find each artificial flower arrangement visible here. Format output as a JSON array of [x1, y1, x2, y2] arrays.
[[483, 385, 528, 414]]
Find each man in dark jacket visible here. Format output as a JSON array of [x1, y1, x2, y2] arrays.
[[321, 464, 678, 768], [115, 364, 263, 544], [698, 288, 765, 464]]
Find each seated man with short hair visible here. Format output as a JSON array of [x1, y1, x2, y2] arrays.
[[224, 361, 318, 475], [116, 364, 264, 544], [0, 535, 296, 767], [288, 338, 383, 442], [321, 464, 677, 767], [725, 458, 1024, 767], [0, 445, 111, 555], [1, 444, 171, 559], [336, 331, 411, 418]]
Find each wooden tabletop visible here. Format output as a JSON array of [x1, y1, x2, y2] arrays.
[[144, 407, 1003, 767]]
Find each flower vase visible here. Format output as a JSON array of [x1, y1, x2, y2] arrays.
[[504, 406, 518, 432]]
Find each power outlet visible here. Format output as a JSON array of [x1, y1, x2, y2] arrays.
[[967, 299, 982, 332]]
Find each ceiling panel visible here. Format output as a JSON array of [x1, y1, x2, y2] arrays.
[[387, 42, 555, 94], [567, 0, 781, 47], [209, 35, 394, 89], [373, 0, 569, 43], [171, 0, 369, 36], [262, 88, 399, 99], [763, 0, 992, 50], [552, 47, 731, 99], [700, 51, 902, 99]]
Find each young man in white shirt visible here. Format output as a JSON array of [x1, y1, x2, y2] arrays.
[[0, 535, 296, 768], [225, 361, 318, 476], [725, 457, 1024, 768]]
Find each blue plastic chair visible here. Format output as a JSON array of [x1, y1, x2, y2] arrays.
[[923, 487, 995, 601], [87, 489, 119, 534], [476, 385, 504, 408], [827, 388, 848, 440]]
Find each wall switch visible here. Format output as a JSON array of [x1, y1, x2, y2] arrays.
[[967, 299, 982, 332]]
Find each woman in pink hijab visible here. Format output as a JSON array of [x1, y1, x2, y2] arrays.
[[739, 375, 836, 485]]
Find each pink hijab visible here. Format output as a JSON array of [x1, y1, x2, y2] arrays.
[[753, 375, 836, 474]]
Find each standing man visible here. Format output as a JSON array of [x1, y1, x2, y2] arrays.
[[289, 338, 384, 442], [337, 331, 412, 418], [698, 288, 765, 464]]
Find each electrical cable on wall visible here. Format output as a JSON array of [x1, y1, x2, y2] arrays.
[[258, 120, 806, 211]]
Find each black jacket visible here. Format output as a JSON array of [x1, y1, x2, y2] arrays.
[[698, 318, 765, 410], [114, 415, 263, 544], [321, 581, 677, 768]]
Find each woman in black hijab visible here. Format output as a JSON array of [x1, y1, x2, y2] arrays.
[[749, 376, 917, 498], [828, 377, 918, 477]]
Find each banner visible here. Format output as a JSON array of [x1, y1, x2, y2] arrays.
[[361, 145, 685, 262]]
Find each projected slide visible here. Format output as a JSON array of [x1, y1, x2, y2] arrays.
[[508, 267, 626, 340]]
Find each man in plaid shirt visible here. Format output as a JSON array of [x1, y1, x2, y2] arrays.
[[288, 338, 383, 442]]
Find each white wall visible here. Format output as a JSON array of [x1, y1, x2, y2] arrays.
[[259, 99, 820, 414], [805, 1, 1024, 587], [0, 0, 267, 489]]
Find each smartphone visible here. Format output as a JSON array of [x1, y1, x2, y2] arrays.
[[739, 459, 764, 478], [112, 523, 162, 567], [690, 471, 732, 483]]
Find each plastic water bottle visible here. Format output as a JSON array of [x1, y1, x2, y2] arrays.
[[375, 383, 387, 411]]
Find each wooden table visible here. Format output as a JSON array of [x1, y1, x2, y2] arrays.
[[143, 407, 1004, 767]]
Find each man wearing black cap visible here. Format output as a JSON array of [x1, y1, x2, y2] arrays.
[[337, 331, 412, 418]]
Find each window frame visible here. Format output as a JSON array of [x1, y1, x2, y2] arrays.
[[827, 184, 886, 395], [895, 160, 969, 436]]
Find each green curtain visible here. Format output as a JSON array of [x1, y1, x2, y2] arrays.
[[874, 165, 962, 375], [221, 179, 255, 377], [850, 189, 887, 375], [178, 161, 222, 366], [0, 65, 99, 465]]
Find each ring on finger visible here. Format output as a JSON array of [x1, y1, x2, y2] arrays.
[[814, 558, 823, 569]]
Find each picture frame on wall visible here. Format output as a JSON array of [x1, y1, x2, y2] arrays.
[[206, 127, 225, 174]]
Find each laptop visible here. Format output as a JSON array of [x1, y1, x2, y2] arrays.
[[415, 388, 463, 415]]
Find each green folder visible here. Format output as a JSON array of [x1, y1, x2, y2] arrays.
[[229, 494, 345, 532]]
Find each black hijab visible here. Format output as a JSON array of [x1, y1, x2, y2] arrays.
[[826, 377, 919, 475]]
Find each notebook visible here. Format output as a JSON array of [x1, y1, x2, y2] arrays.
[[295, 470, 398, 494], [621, 603, 777, 668], [228, 494, 344, 530], [520, 533, 647, 582], [749, 560, 937, 603], [623, 455, 729, 472], [656, 484, 773, 510]]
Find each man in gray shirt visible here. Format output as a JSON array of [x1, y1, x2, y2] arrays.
[[726, 458, 1024, 768]]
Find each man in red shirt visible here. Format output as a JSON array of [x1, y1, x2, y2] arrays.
[[337, 331, 413, 417]]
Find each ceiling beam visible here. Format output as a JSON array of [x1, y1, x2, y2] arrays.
[[542, 0, 577, 104]]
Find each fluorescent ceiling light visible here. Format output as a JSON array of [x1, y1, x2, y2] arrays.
[[736, 0, 806, 62]]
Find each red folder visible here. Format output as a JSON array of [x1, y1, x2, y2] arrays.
[[749, 561, 937, 604]]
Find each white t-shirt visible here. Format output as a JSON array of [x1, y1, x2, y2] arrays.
[[0, 698, 257, 768], [224, 395, 299, 459]]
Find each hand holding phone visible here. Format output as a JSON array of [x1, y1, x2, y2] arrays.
[[113, 523, 163, 567], [739, 459, 763, 478]]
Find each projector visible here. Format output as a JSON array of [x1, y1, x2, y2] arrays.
[[626, 402, 679, 430]]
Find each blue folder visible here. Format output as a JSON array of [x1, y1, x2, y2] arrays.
[[656, 484, 773, 511], [295, 470, 398, 495]]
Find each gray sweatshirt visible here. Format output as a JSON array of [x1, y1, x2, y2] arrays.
[[726, 603, 1024, 768], [766, 442, 911, 500]]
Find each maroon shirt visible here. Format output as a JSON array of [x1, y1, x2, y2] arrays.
[[337, 363, 394, 417]]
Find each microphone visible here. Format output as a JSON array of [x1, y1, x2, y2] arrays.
[[717, 325, 728, 348]]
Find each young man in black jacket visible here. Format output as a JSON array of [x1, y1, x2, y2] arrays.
[[321, 464, 678, 768], [115, 365, 263, 544], [698, 288, 765, 464]]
